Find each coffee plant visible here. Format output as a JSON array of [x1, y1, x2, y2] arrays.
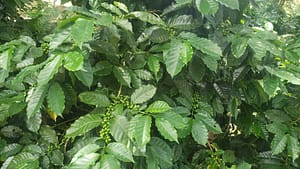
[[0, 0, 300, 168]]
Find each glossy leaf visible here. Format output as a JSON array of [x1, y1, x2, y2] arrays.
[[113, 66, 131, 87], [155, 111, 186, 129], [265, 66, 300, 85], [148, 137, 173, 167], [271, 134, 287, 155], [75, 61, 94, 88], [231, 37, 248, 58], [163, 39, 193, 77], [131, 85, 156, 104], [0, 48, 12, 83], [106, 142, 134, 162], [65, 113, 102, 138], [110, 115, 129, 143], [71, 18, 94, 47], [47, 82, 65, 117], [99, 154, 121, 169], [78, 91, 110, 107], [37, 55, 63, 86], [287, 135, 299, 161], [146, 101, 171, 113], [155, 117, 178, 142], [135, 115, 152, 147], [26, 85, 49, 119], [129, 11, 165, 26], [63, 51, 84, 71], [192, 120, 208, 146]]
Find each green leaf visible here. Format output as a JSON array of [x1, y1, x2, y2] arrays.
[[163, 39, 193, 77], [78, 91, 110, 107], [180, 32, 222, 58], [5, 152, 39, 169], [192, 120, 208, 146], [128, 114, 142, 140], [131, 85, 156, 104], [217, 0, 239, 10], [189, 56, 206, 82], [0, 143, 22, 161], [262, 74, 280, 97], [155, 118, 178, 142], [69, 144, 100, 168], [147, 55, 160, 76], [106, 142, 134, 162], [99, 154, 121, 169], [129, 11, 165, 26], [75, 61, 94, 88], [135, 115, 152, 147], [271, 134, 288, 155], [237, 162, 251, 169], [0, 48, 12, 83], [148, 137, 173, 168], [201, 53, 218, 72], [113, 1, 128, 13], [65, 113, 102, 138], [63, 51, 84, 71], [26, 85, 49, 119], [248, 38, 267, 60], [37, 55, 63, 86], [287, 135, 299, 161], [110, 115, 129, 143], [71, 144, 100, 162], [39, 125, 58, 144], [146, 101, 171, 113], [26, 111, 42, 133], [47, 82, 65, 117], [265, 66, 300, 85], [231, 37, 248, 58], [113, 66, 131, 87], [195, 0, 210, 15], [50, 149, 64, 166], [101, 2, 122, 16], [195, 111, 222, 134], [71, 18, 94, 47], [155, 110, 186, 129], [49, 29, 70, 50]]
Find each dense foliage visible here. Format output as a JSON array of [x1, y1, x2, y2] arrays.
[[0, 0, 300, 168]]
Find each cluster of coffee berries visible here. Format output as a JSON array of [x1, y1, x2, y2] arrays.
[[99, 95, 140, 143], [192, 93, 201, 112], [41, 42, 49, 55]]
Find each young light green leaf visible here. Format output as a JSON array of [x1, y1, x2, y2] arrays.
[[78, 91, 110, 107], [113, 1, 128, 13], [65, 113, 102, 138], [287, 134, 299, 162], [106, 142, 134, 162], [135, 115, 152, 147], [195, 0, 210, 15], [231, 37, 248, 58], [113, 66, 131, 87], [26, 84, 49, 119], [131, 85, 156, 104], [163, 39, 193, 77], [37, 55, 63, 86], [146, 101, 171, 113], [47, 82, 65, 117], [63, 51, 84, 71], [217, 0, 239, 10], [70, 144, 100, 164], [192, 120, 208, 146], [71, 18, 94, 47], [100, 154, 121, 169], [271, 134, 288, 155], [129, 11, 165, 26], [155, 118, 178, 142]]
